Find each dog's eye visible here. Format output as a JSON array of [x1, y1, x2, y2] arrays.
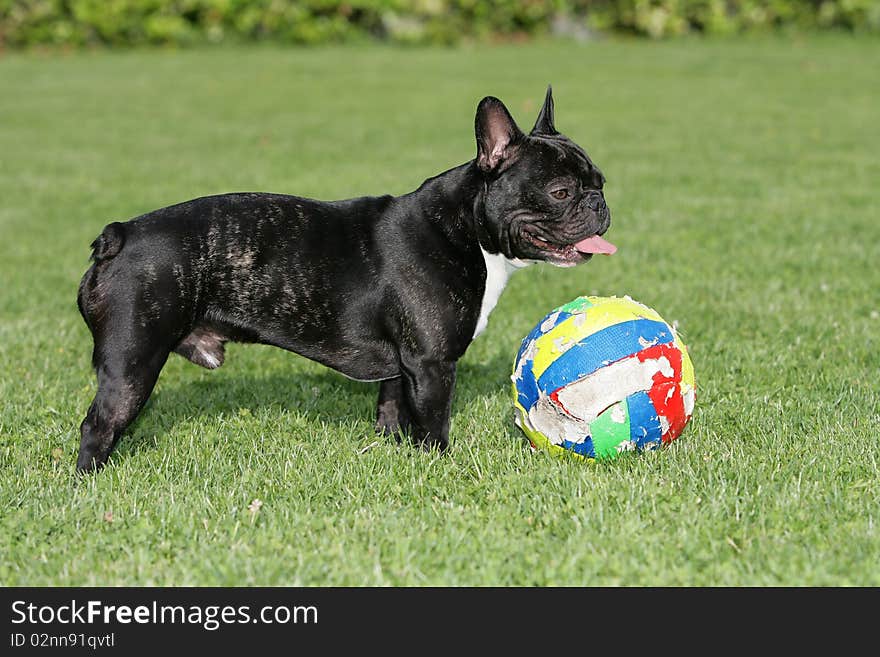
[[550, 188, 570, 200]]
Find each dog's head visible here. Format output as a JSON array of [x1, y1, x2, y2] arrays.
[[475, 86, 614, 267]]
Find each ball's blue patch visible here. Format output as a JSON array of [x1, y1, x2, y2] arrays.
[[561, 436, 595, 458], [515, 311, 571, 363], [536, 318, 673, 394], [515, 355, 540, 410], [626, 390, 663, 449]]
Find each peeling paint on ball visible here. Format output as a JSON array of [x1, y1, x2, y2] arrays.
[[511, 295, 696, 461]]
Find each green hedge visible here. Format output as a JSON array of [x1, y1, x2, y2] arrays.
[[584, 0, 880, 38], [1, 0, 879, 47]]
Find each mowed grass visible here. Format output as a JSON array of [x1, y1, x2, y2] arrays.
[[1, 37, 878, 586]]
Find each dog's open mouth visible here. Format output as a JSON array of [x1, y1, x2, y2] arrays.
[[524, 231, 617, 263]]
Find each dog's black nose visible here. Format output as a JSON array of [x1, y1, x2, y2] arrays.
[[586, 191, 604, 212]]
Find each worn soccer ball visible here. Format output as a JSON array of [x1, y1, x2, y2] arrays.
[[512, 295, 695, 460]]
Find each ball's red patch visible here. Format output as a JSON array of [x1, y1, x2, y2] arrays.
[[637, 343, 687, 443]]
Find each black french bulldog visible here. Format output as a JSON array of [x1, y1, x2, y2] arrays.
[[75, 86, 614, 473]]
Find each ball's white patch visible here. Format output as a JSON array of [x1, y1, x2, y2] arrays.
[[474, 248, 530, 339], [615, 440, 637, 453], [540, 312, 560, 333], [511, 338, 537, 383], [528, 395, 591, 445], [683, 386, 696, 417], [553, 336, 576, 354], [659, 414, 670, 435], [638, 335, 659, 349], [555, 355, 672, 424], [610, 403, 626, 424]]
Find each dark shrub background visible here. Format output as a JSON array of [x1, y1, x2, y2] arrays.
[[1, 0, 878, 48]]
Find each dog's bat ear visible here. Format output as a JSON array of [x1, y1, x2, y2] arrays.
[[530, 85, 556, 135], [475, 96, 524, 172]]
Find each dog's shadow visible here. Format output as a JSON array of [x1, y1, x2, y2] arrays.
[[119, 349, 515, 460]]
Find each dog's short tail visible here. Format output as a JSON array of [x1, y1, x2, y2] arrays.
[[90, 222, 126, 262]]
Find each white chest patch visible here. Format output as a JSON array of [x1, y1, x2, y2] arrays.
[[474, 248, 531, 339]]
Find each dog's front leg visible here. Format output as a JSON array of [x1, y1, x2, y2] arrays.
[[398, 356, 457, 451], [375, 377, 411, 440]]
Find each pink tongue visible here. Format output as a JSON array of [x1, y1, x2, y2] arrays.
[[574, 235, 617, 255]]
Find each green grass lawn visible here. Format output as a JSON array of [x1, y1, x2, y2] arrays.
[[1, 36, 878, 586]]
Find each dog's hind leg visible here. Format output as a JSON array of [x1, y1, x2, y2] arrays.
[[77, 340, 170, 473], [76, 222, 190, 473], [77, 270, 180, 472], [375, 377, 411, 441]]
